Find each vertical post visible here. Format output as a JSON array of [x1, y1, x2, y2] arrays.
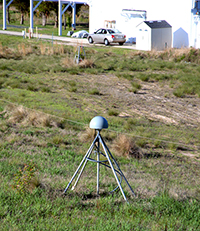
[[30, 0, 34, 32], [77, 46, 80, 64], [59, 0, 62, 36], [194, 20, 198, 48], [36, 27, 38, 39], [97, 131, 100, 195], [3, 0, 6, 30], [72, 3, 76, 30]]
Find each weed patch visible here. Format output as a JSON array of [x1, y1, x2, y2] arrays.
[[12, 162, 39, 194]]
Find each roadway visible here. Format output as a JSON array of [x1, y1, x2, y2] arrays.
[[0, 30, 136, 49]]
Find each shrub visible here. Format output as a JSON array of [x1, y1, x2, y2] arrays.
[[116, 72, 134, 80], [7, 105, 28, 123], [88, 88, 100, 95], [5, 105, 52, 127], [79, 59, 95, 68], [41, 86, 51, 93], [69, 80, 76, 87], [69, 86, 77, 92], [27, 84, 38, 92], [131, 81, 141, 90], [12, 163, 39, 194], [173, 88, 185, 98], [139, 74, 149, 82], [62, 55, 76, 68], [112, 134, 143, 159], [108, 109, 119, 116], [129, 81, 141, 93]]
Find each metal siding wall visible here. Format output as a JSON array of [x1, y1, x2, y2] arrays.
[[152, 28, 172, 50]]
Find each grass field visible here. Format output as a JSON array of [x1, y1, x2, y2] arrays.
[[0, 33, 200, 230], [0, 4, 89, 36]]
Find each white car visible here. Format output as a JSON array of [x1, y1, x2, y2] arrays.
[[88, 28, 126, 46], [71, 30, 89, 38]]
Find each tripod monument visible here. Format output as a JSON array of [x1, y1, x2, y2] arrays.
[[64, 116, 135, 201]]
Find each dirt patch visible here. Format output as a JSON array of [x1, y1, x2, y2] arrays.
[[72, 73, 200, 127]]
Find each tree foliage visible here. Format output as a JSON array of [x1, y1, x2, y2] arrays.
[[12, 0, 30, 24], [12, 0, 30, 14], [37, 2, 56, 26]]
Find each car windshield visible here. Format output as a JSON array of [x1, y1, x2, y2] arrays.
[[107, 29, 122, 34]]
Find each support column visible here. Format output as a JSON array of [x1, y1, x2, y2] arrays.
[[58, 0, 62, 36], [3, 0, 6, 30], [72, 3, 76, 30], [30, 0, 34, 31]]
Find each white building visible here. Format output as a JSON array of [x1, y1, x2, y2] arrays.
[[136, 20, 172, 51], [2, 0, 199, 48], [88, 0, 193, 48], [191, 0, 200, 48]]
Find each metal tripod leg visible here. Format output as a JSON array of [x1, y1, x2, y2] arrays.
[[97, 133, 100, 195], [71, 143, 94, 190], [63, 133, 99, 193], [98, 135, 128, 201], [100, 135, 135, 197], [64, 129, 135, 202]]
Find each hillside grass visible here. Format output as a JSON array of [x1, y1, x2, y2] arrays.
[[0, 34, 200, 230]]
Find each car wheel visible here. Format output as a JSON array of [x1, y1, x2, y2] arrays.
[[104, 39, 109, 46], [88, 37, 93, 44], [119, 42, 124, 46]]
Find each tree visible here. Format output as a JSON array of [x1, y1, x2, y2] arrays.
[[13, 0, 29, 24], [37, 2, 54, 26], [62, 4, 83, 29], [51, 2, 58, 28], [7, 5, 10, 24], [35, 2, 84, 29]]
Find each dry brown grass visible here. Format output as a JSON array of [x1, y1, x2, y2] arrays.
[[62, 55, 94, 68], [27, 111, 51, 127], [40, 43, 62, 55], [40, 43, 47, 55], [79, 58, 95, 68], [47, 46, 54, 55], [0, 43, 16, 59], [62, 55, 76, 68], [0, 42, 3, 54], [130, 47, 200, 63], [53, 43, 64, 55], [18, 43, 32, 56], [7, 105, 28, 123], [79, 127, 96, 143], [6, 132, 21, 144], [112, 134, 143, 159], [5, 105, 52, 127]]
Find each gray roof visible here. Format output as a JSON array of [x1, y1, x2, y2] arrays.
[[143, 20, 172, 29]]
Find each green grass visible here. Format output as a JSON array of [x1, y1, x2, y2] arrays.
[[0, 5, 89, 36], [0, 34, 200, 230], [1, 189, 200, 230]]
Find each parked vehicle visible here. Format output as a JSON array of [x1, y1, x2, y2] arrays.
[[87, 28, 126, 46], [71, 30, 89, 38]]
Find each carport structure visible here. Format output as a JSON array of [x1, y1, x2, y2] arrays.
[[2, 0, 90, 36]]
